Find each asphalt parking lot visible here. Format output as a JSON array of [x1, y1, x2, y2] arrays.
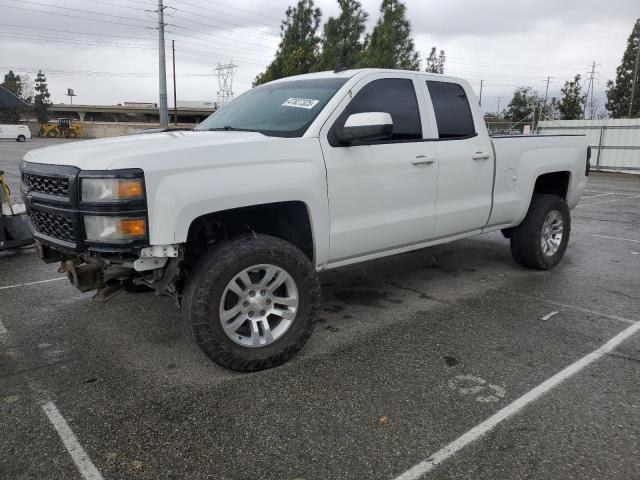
[[1, 138, 639, 480]]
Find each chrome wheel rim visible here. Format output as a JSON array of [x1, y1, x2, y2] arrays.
[[219, 264, 298, 348], [541, 210, 564, 257]]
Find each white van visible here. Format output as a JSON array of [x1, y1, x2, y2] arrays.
[[0, 124, 31, 142]]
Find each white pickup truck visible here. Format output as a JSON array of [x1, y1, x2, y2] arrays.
[[21, 69, 589, 371]]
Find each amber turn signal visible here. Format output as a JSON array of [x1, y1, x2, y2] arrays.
[[116, 179, 144, 199], [118, 218, 146, 237]]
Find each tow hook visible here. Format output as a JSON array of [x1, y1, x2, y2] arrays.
[[60, 260, 104, 292]]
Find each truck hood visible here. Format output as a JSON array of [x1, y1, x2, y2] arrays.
[[23, 131, 283, 170]]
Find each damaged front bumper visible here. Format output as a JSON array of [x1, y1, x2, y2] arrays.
[[36, 241, 182, 302]]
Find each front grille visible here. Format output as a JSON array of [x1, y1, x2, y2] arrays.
[[30, 209, 75, 243], [22, 173, 70, 197]]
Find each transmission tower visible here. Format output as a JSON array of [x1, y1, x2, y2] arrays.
[[215, 62, 237, 105], [583, 62, 600, 120]]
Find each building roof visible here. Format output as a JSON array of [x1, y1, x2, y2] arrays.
[[0, 85, 28, 108]]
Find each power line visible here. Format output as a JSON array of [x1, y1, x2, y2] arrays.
[[0, 65, 211, 77], [2, 0, 153, 25], [166, 21, 277, 50], [169, 12, 279, 45], [0, 22, 154, 41], [170, 0, 282, 23], [0, 32, 154, 49], [168, 0, 280, 29], [83, 0, 150, 12], [0, 22, 272, 61], [0, 3, 155, 29]]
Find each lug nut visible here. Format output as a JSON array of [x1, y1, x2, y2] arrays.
[[249, 290, 256, 297], [260, 289, 266, 296], [265, 299, 272, 305], [260, 310, 266, 316], [248, 311, 255, 318], [243, 301, 250, 307]]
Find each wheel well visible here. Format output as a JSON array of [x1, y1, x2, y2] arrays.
[[185, 201, 314, 264], [533, 171, 570, 199]]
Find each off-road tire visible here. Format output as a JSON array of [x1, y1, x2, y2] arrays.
[[510, 194, 571, 270], [182, 234, 320, 372]]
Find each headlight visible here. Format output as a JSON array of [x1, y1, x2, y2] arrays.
[[81, 177, 144, 202], [84, 216, 146, 242]]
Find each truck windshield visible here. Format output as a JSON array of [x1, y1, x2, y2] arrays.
[[195, 78, 348, 138]]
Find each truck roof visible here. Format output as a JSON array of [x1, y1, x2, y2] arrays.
[[269, 68, 466, 84]]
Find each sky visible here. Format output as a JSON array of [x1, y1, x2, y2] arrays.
[[0, 0, 638, 115]]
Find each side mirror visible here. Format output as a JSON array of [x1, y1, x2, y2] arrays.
[[335, 112, 393, 145]]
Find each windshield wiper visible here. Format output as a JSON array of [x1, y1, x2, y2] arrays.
[[207, 126, 258, 132]]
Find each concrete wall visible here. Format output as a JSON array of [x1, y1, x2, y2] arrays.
[[26, 121, 196, 139], [538, 119, 640, 174]]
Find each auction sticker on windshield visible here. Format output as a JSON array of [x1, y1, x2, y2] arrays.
[[282, 97, 320, 109]]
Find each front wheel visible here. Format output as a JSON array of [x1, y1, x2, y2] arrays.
[[509, 194, 571, 270], [182, 234, 320, 372], [16, 135, 26, 142]]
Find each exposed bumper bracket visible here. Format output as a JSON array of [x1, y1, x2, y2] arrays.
[[140, 244, 180, 258]]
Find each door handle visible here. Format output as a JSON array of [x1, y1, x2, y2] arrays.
[[411, 155, 436, 166], [472, 151, 491, 160]]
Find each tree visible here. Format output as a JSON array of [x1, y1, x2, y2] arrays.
[[606, 18, 640, 118], [19, 74, 34, 103], [425, 47, 445, 74], [556, 75, 586, 120], [254, 0, 321, 86], [1, 70, 23, 97], [504, 86, 549, 123], [34, 70, 51, 124], [317, 0, 367, 71], [359, 0, 420, 70]]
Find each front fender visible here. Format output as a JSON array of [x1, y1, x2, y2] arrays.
[[143, 138, 330, 266]]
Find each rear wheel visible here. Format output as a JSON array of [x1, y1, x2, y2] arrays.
[[510, 194, 571, 270], [182, 234, 320, 372]]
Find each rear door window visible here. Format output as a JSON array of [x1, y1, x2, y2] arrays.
[[426, 81, 476, 139]]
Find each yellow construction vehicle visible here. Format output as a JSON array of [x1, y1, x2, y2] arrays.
[[39, 118, 83, 138]]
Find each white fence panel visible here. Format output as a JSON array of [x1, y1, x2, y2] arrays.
[[538, 119, 640, 174]]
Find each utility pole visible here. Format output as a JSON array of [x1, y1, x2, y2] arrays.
[[157, 0, 168, 127], [172, 40, 178, 125], [496, 97, 501, 118], [478, 80, 484, 107], [628, 41, 640, 118]]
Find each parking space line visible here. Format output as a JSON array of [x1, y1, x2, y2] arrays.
[[581, 193, 613, 198], [392, 320, 640, 480], [591, 234, 640, 244], [523, 297, 635, 325], [539, 311, 559, 321], [448, 277, 635, 326], [42, 401, 104, 480], [0, 277, 66, 291], [577, 194, 640, 208]]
